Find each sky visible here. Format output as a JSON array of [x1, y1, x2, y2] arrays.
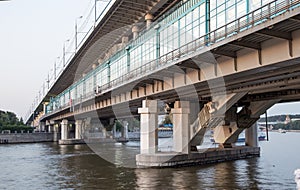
[[0, 0, 300, 119], [0, 0, 101, 119]]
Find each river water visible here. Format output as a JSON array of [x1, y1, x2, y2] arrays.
[[0, 132, 299, 190]]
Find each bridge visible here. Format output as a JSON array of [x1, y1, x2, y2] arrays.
[[26, 0, 300, 167]]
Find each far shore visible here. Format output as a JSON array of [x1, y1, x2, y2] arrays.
[[269, 130, 300, 133]]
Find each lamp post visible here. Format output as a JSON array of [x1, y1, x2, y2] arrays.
[[47, 73, 50, 89], [95, 0, 97, 26], [95, 0, 110, 27], [63, 39, 70, 67], [75, 16, 83, 52], [54, 56, 60, 80], [32, 111, 34, 128]]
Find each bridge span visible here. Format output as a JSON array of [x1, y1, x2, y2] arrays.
[[27, 0, 300, 167]]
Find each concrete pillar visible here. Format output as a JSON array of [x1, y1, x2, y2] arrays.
[[245, 123, 258, 147], [113, 122, 117, 138], [138, 100, 158, 154], [172, 101, 190, 154], [61, 119, 69, 140], [132, 25, 139, 40], [53, 124, 59, 142], [39, 122, 45, 132], [122, 121, 129, 139], [145, 13, 154, 29], [75, 120, 83, 139], [102, 128, 107, 138], [48, 125, 54, 133]]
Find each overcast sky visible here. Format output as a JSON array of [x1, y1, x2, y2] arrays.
[[0, 0, 300, 119], [0, 0, 99, 118]]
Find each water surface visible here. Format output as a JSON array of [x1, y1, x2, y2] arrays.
[[0, 132, 299, 189]]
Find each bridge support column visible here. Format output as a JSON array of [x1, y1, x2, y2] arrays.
[[122, 121, 129, 139], [172, 101, 190, 154], [75, 120, 83, 139], [39, 122, 46, 132], [48, 125, 54, 133], [61, 119, 69, 140], [138, 100, 158, 154], [53, 124, 60, 142], [245, 123, 258, 147], [113, 122, 117, 138]]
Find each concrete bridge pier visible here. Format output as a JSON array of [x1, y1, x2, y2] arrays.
[[61, 119, 69, 140], [138, 99, 158, 154], [136, 98, 261, 167], [53, 123, 60, 142], [46, 120, 54, 133], [113, 122, 117, 138], [48, 125, 54, 133], [75, 120, 83, 139], [121, 120, 129, 139], [39, 122, 46, 132], [171, 101, 190, 154], [58, 119, 84, 145], [245, 123, 258, 147]]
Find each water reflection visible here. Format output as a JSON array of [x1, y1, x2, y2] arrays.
[[87, 142, 139, 168], [0, 132, 299, 189], [213, 162, 240, 189]]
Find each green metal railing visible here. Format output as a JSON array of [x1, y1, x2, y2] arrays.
[[45, 0, 300, 117]]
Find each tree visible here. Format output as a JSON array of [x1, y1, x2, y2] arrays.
[[0, 110, 33, 132], [162, 115, 172, 125], [19, 117, 24, 125]]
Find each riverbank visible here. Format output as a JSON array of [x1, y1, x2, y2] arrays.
[[269, 130, 300, 132], [0, 132, 55, 144]]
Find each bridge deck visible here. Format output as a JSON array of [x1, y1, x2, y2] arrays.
[[41, 0, 300, 122]]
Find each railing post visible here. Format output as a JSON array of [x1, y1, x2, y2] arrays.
[[268, 3, 271, 19], [155, 24, 160, 66], [252, 12, 254, 27]]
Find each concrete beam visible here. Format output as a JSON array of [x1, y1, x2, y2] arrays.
[[256, 29, 292, 41], [229, 41, 261, 50]]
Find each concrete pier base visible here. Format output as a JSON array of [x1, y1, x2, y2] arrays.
[[136, 146, 260, 168], [58, 139, 85, 145]]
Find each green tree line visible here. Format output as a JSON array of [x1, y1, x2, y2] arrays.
[[259, 114, 300, 122], [0, 110, 33, 132], [273, 121, 300, 130]]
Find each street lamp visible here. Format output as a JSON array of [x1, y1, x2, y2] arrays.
[[54, 56, 60, 80], [75, 16, 83, 52], [95, 0, 110, 27], [63, 39, 70, 67], [47, 73, 50, 89], [94, 0, 98, 26]]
